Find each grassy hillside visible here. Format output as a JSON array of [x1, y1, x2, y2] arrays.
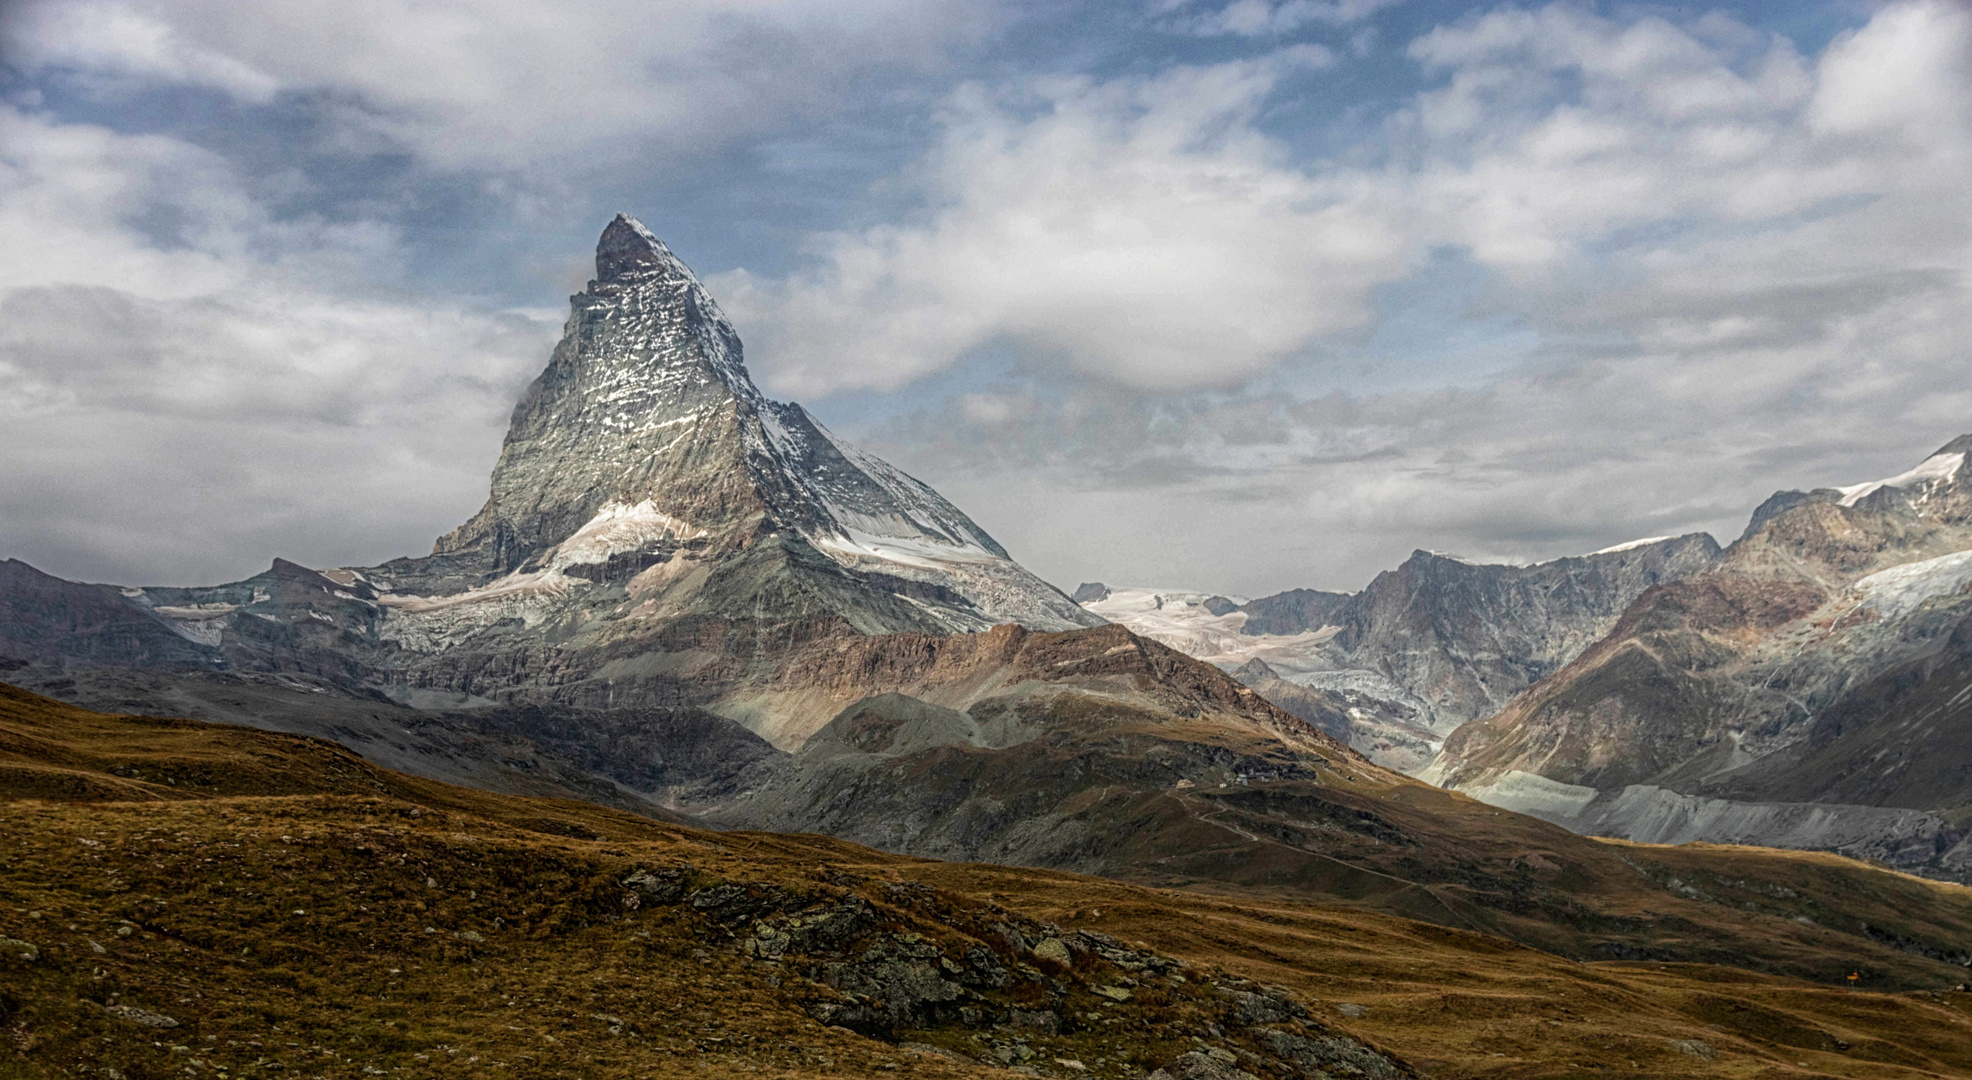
[[3, 686, 1972, 1079]]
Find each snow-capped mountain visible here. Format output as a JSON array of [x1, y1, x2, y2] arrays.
[[434, 214, 1096, 634]]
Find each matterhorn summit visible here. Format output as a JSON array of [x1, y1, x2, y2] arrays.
[[0, 214, 1101, 760], [434, 214, 1096, 633]]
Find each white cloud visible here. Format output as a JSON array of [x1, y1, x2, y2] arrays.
[[0, 107, 554, 584], [4, 1, 281, 101], [729, 47, 1420, 396], [1396, 2, 1969, 279], [1812, 1, 1972, 139], [2, 0, 1000, 170], [732, 1, 1967, 391], [817, 1, 1972, 592], [4, 0, 1969, 597]]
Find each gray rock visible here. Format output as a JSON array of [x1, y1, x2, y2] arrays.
[[105, 1004, 178, 1028], [1168, 1048, 1260, 1080], [1435, 436, 1972, 881], [622, 867, 687, 904], [1259, 1028, 1409, 1078], [1671, 1039, 1717, 1060], [1009, 1008, 1059, 1033], [1295, 536, 1721, 737], [1031, 938, 1072, 966]]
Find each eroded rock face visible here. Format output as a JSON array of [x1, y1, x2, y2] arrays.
[[1313, 536, 1723, 735], [1229, 659, 1439, 775], [1433, 437, 1972, 880]]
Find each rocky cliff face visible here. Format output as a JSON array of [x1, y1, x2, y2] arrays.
[[1430, 437, 1972, 879], [1235, 589, 1352, 637], [1078, 534, 1721, 771], [1315, 536, 1723, 735]]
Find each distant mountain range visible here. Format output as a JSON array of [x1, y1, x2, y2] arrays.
[[1078, 534, 1720, 771], [1429, 437, 1972, 877], [1082, 440, 1972, 880], [1, 215, 1096, 754]]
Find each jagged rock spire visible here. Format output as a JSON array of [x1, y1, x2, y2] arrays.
[[432, 215, 1101, 632], [595, 214, 676, 281]]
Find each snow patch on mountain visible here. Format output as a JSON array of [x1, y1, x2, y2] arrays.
[[803, 412, 1001, 554], [811, 529, 998, 571], [376, 568, 589, 652], [549, 500, 706, 571], [160, 615, 229, 647], [1836, 451, 1965, 507], [152, 603, 237, 620], [380, 568, 584, 615], [1588, 536, 1675, 556], [1853, 548, 1972, 619]]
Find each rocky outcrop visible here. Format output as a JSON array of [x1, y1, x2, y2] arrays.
[[570, 857, 1423, 1075], [1234, 589, 1351, 637]]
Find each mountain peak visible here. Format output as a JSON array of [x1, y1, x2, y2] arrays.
[[1232, 657, 1280, 682], [595, 213, 685, 283], [1932, 434, 1972, 457], [429, 215, 1100, 633]]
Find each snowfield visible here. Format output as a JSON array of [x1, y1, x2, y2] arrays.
[[1077, 588, 1338, 677]]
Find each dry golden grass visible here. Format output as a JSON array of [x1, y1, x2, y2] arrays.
[[903, 862, 1972, 1078], [4, 685, 1972, 1079]]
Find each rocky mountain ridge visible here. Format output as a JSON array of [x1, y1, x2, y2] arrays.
[[1077, 533, 1722, 770], [418, 214, 1098, 635], [1429, 437, 1972, 879]]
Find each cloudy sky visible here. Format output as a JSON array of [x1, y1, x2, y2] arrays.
[[2, 0, 1968, 596]]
